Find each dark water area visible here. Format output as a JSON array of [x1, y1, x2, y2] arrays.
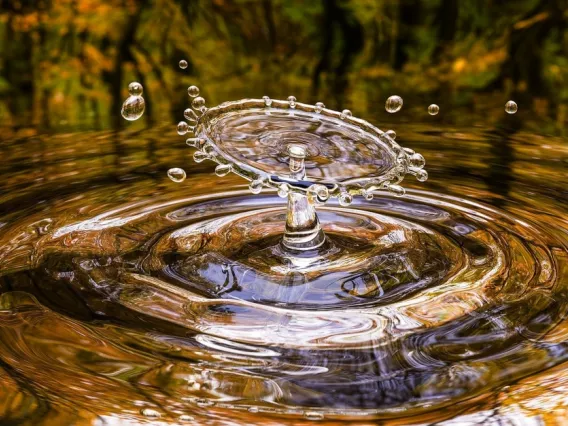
[[1, 1, 568, 425]]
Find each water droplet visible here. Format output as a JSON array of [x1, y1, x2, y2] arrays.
[[128, 82, 143, 96], [278, 183, 290, 198], [167, 168, 186, 182], [215, 164, 232, 177], [428, 104, 439, 115], [121, 95, 145, 121], [505, 100, 518, 114], [415, 169, 428, 182], [338, 191, 353, 206], [388, 184, 405, 197], [249, 179, 263, 194], [179, 414, 194, 422], [192, 96, 206, 110], [193, 151, 209, 163], [186, 138, 201, 148], [248, 407, 259, 413], [179, 59, 188, 69], [386, 130, 397, 140], [262, 96, 272, 107], [340, 109, 352, 120], [287, 96, 296, 108], [184, 108, 198, 123], [410, 153, 425, 169], [315, 102, 325, 113], [304, 411, 324, 421], [177, 121, 189, 135], [385, 95, 403, 113], [188, 85, 200, 97], [362, 190, 374, 200], [308, 184, 329, 202], [141, 408, 161, 418]]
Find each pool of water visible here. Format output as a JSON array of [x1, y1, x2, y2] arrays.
[[1, 96, 567, 424]]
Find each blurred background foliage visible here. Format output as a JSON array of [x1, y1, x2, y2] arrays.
[[0, 0, 567, 133]]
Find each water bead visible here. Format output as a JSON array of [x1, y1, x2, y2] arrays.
[[385, 129, 396, 140], [193, 151, 209, 163], [188, 85, 200, 97], [315, 102, 325, 113], [505, 100, 518, 114], [262, 96, 272, 107], [121, 95, 145, 121], [277, 183, 290, 198], [385, 95, 403, 113], [340, 109, 352, 120], [388, 184, 405, 197], [410, 153, 425, 169], [215, 164, 232, 177], [179, 59, 188, 69], [177, 121, 189, 135], [128, 81, 143, 96], [362, 189, 374, 201], [287, 96, 296, 108], [249, 179, 264, 194], [192, 96, 206, 110], [338, 192, 353, 206], [415, 169, 428, 182], [167, 168, 186, 183], [184, 108, 198, 123], [428, 104, 439, 115]]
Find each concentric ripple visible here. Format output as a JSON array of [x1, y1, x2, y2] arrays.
[[2, 188, 567, 421]]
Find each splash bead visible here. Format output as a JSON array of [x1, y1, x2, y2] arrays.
[[340, 109, 352, 120], [167, 168, 186, 183], [188, 85, 200, 97], [287, 96, 296, 109], [385, 95, 403, 113], [177, 121, 189, 135], [179, 60, 188, 69], [505, 100, 518, 114], [428, 104, 439, 115], [128, 82, 143, 96]]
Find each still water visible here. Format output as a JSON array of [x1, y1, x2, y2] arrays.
[[1, 92, 567, 425]]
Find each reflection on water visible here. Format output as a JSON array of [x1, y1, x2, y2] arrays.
[[0, 118, 567, 424]]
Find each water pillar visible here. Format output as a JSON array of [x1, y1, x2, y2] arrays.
[[282, 145, 327, 251]]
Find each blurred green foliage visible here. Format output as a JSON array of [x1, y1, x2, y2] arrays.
[[0, 0, 566, 130]]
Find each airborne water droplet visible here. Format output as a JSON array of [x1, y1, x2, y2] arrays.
[[188, 85, 200, 97], [179, 59, 188, 69], [121, 95, 145, 121], [385, 95, 403, 113], [505, 100, 518, 114], [128, 82, 143, 96], [428, 104, 439, 115], [167, 168, 186, 183]]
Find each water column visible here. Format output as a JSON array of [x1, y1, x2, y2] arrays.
[[281, 144, 327, 251]]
